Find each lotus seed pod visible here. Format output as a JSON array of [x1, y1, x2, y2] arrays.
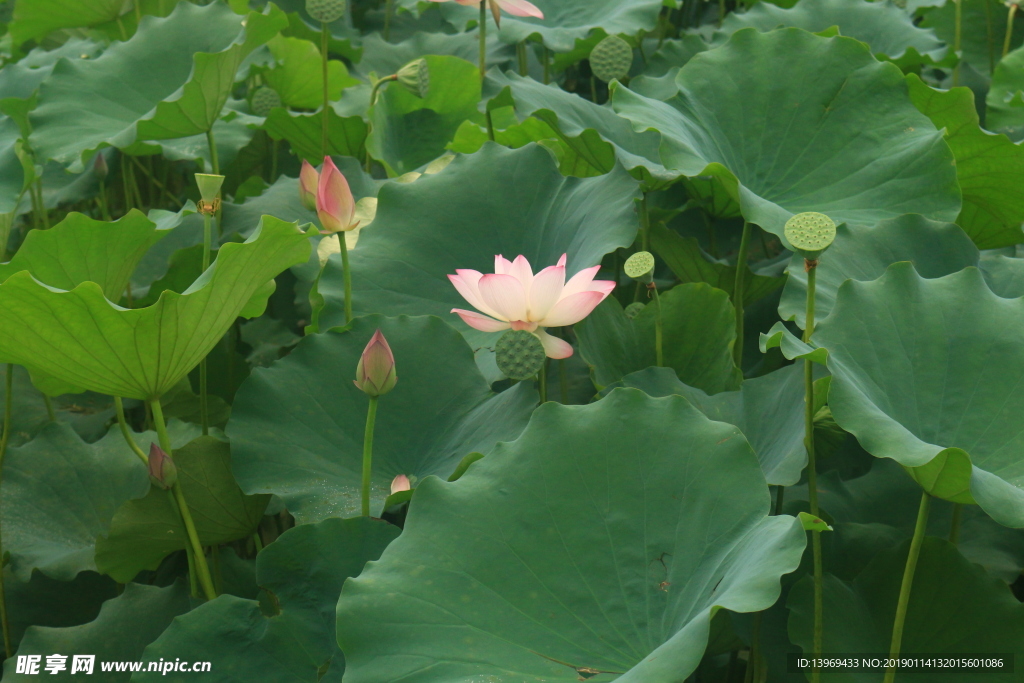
[[590, 35, 633, 83], [624, 251, 655, 283], [624, 301, 646, 319], [306, 0, 346, 23], [784, 212, 836, 259], [251, 86, 281, 117], [495, 329, 546, 381], [396, 58, 430, 99], [194, 173, 225, 203]]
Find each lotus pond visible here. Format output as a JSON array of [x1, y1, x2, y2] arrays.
[[0, 0, 1022, 680]]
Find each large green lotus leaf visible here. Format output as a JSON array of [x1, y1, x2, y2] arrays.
[[440, 0, 663, 53], [367, 55, 482, 175], [816, 263, 1024, 527], [908, 74, 1024, 249], [714, 0, 947, 68], [4, 570, 118, 654], [336, 389, 806, 682], [30, 2, 287, 169], [0, 216, 310, 400], [228, 315, 537, 522], [980, 252, 1024, 298], [788, 539, 1024, 682], [610, 28, 961, 241], [263, 107, 368, 164], [134, 517, 399, 682], [142, 107, 261, 173], [95, 436, 268, 582], [0, 209, 174, 300], [921, 0, 1024, 77], [2, 582, 192, 682], [651, 222, 784, 306], [2, 423, 151, 581], [483, 71, 676, 188], [262, 35, 359, 110], [9, 0, 123, 47], [355, 31, 514, 81], [987, 45, 1024, 140], [316, 143, 640, 350], [614, 363, 809, 486], [779, 215, 979, 329], [576, 284, 742, 394]]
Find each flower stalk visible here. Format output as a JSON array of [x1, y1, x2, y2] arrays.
[[354, 329, 397, 516], [883, 492, 932, 683], [733, 220, 752, 369]]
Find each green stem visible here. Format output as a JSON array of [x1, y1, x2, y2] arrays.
[[98, 180, 112, 220], [35, 179, 49, 229], [150, 398, 218, 601], [732, 220, 752, 368], [199, 212, 213, 437], [652, 285, 663, 367], [954, 0, 963, 85], [539, 362, 547, 403], [559, 357, 569, 404], [485, 109, 496, 142], [369, 75, 396, 107], [205, 129, 220, 176], [384, 0, 393, 41], [774, 485, 785, 516], [1004, 3, 1018, 58], [0, 365, 14, 658], [478, 2, 487, 82], [803, 261, 822, 683], [543, 46, 551, 84], [517, 41, 528, 75], [883, 492, 932, 683], [42, 394, 55, 422], [252, 532, 264, 554], [719, 0, 726, 26], [321, 22, 330, 159], [270, 138, 279, 183], [114, 396, 148, 465], [949, 502, 963, 545], [361, 396, 379, 517], [130, 155, 182, 208], [640, 193, 650, 251], [340, 231, 353, 324]]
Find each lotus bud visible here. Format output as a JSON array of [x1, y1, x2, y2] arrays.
[[194, 173, 225, 216], [354, 329, 397, 397], [93, 153, 108, 181], [784, 212, 836, 264], [148, 443, 177, 490], [396, 58, 430, 99], [317, 156, 358, 234], [306, 0, 346, 23], [390, 474, 411, 494], [624, 251, 655, 284], [299, 160, 319, 211], [495, 329, 546, 381]]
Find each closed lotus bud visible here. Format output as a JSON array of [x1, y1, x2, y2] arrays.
[[316, 156, 358, 234], [93, 153, 108, 181], [306, 0, 346, 23], [354, 329, 397, 397], [390, 474, 411, 494], [299, 160, 319, 211], [396, 58, 429, 99], [194, 173, 225, 203], [148, 443, 177, 490]]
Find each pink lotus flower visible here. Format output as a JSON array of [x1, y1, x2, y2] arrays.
[[299, 159, 318, 212], [449, 254, 614, 359], [317, 156, 358, 234], [426, 0, 543, 26], [391, 474, 411, 494]]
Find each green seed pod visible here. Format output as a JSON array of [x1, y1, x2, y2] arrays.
[[396, 58, 430, 99], [306, 0, 346, 23], [624, 301, 646, 320], [784, 212, 836, 260], [194, 173, 225, 203], [251, 86, 282, 117], [590, 35, 633, 83], [624, 251, 655, 283], [495, 330, 546, 381]]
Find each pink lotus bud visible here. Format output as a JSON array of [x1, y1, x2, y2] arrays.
[[390, 474, 411, 494], [299, 159, 318, 211], [316, 156, 357, 234], [148, 443, 177, 490], [354, 329, 397, 397]]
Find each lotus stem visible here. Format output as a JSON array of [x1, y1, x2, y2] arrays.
[[478, 2, 487, 82], [130, 155, 182, 208], [35, 179, 49, 229], [321, 21, 330, 158], [384, 0, 393, 40], [538, 362, 547, 403], [339, 232, 354, 324], [652, 284, 664, 367], [949, 502, 962, 545], [1004, 3, 1018, 58], [199, 211, 213, 437], [884, 492, 932, 683], [954, 0, 963, 85], [775, 484, 786, 516], [517, 41, 528, 75], [252, 532, 263, 554], [803, 259, 823, 683], [361, 396, 379, 517], [205, 129, 220, 177], [0, 365, 14, 658], [543, 46, 551, 84], [150, 398, 218, 601], [559, 358, 569, 403], [42, 394, 55, 422], [732, 220, 752, 369], [370, 75, 396, 106], [98, 179, 112, 220], [114, 396, 148, 465]]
